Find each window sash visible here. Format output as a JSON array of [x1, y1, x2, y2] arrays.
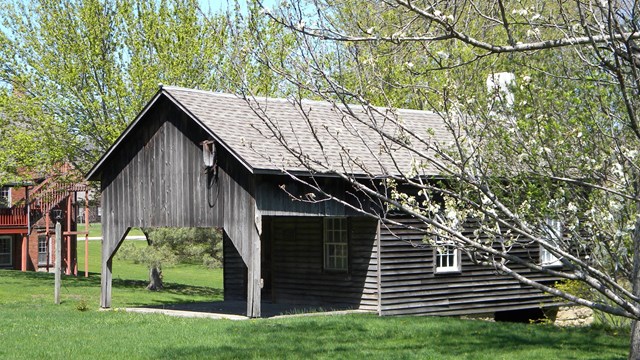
[[435, 242, 460, 273], [38, 236, 48, 265], [324, 218, 348, 271], [0, 187, 10, 208], [0, 236, 12, 266], [540, 218, 563, 267]]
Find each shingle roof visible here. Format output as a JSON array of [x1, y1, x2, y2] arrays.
[[87, 86, 453, 180], [162, 86, 452, 177]]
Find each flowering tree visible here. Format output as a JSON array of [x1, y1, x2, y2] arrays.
[[241, 0, 640, 356]]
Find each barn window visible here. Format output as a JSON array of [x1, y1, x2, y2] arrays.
[[0, 187, 10, 208], [324, 217, 348, 271], [38, 235, 48, 266], [540, 218, 563, 267], [0, 236, 12, 266], [434, 240, 460, 274]]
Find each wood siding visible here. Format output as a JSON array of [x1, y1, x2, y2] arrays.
[[256, 176, 371, 217], [100, 98, 223, 263], [379, 218, 559, 316], [98, 96, 261, 315], [223, 233, 247, 301], [265, 216, 378, 311]]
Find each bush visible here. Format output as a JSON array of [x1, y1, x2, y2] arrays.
[[555, 279, 631, 331]]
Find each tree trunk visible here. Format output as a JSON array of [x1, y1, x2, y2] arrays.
[[629, 203, 640, 359], [146, 266, 163, 291]]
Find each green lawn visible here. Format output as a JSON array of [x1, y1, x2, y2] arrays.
[[88, 223, 145, 238], [0, 242, 630, 359]]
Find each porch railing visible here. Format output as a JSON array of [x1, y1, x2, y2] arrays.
[[0, 207, 28, 227]]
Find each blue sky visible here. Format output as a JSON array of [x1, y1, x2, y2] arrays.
[[199, 0, 278, 14]]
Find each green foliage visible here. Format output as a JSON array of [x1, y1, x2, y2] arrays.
[[0, 0, 289, 182], [115, 228, 222, 270], [75, 299, 89, 312], [555, 280, 632, 332]]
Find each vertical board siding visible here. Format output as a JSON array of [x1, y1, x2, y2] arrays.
[[99, 96, 261, 315], [224, 233, 247, 301], [379, 218, 559, 316], [100, 98, 226, 262], [267, 216, 378, 311]]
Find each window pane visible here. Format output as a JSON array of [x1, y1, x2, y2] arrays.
[[324, 218, 348, 271], [0, 237, 10, 265]]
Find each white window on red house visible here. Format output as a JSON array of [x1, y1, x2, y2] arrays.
[[324, 217, 348, 271], [38, 235, 48, 266], [434, 240, 461, 274], [0, 236, 12, 266], [0, 187, 10, 208], [540, 218, 563, 267]]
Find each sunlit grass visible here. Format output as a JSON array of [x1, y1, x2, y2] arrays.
[[0, 240, 629, 359], [0, 272, 629, 360]]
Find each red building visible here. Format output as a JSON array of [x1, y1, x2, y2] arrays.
[[0, 171, 89, 275]]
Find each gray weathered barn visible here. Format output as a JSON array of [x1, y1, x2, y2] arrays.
[[86, 86, 558, 318]]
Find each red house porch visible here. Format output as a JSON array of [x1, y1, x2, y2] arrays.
[[0, 174, 90, 275]]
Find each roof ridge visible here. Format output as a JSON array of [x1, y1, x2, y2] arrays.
[[161, 86, 437, 115]]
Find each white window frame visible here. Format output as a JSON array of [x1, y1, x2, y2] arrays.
[[0, 236, 12, 267], [434, 239, 461, 274], [323, 217, 348, 272], [540, 218, 563, 267], [0, 187, 10, 208], [38, 235, 48, 266]]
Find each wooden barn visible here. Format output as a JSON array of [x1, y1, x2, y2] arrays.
[[0, 168, 89, 275], [86, 86, 560, 318]]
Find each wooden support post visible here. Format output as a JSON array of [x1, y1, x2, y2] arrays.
[[21, 234, 27, 272], [54, 220, 61, 304], [66, 193, 72, 276], [73, 192, 78, 276], [45, 213, 50, 273], [246, 226, 261, 318], [84, 189, 89, 277], [100, 257, 113, 308]]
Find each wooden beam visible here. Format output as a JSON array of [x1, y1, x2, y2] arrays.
[[247, 225, 261, 318], [66, 193, 72, 276], [0, 228, 27, 235], [100, 258, 112, 308], [45, 212, 50, 273], [21, 234, 27, 272], [84, 189, 89, 277]]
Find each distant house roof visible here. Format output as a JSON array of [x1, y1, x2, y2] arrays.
[[87, 86, 452, 181]]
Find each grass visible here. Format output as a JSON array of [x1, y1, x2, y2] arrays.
[[0, 242, 630, 359], [88, 223, 145, 238]]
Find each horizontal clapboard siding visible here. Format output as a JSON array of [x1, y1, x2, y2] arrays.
[[266, 216, 378, 311], [379, 218, 559, 316]]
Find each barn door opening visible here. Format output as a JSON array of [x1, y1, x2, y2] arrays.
[[112, 227, 224, 302]]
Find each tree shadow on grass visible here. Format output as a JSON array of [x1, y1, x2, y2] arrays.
[[111, 278, 222, 298], [0, 269, 223, 306]]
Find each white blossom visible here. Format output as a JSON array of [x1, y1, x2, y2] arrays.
[[436, 51, 449, 59], [512, 9, 528, 16]]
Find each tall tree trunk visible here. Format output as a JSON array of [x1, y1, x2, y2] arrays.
[[629, 207, 640, 359], [146, 266, 163, 291], [140, 228, 163, 291]]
